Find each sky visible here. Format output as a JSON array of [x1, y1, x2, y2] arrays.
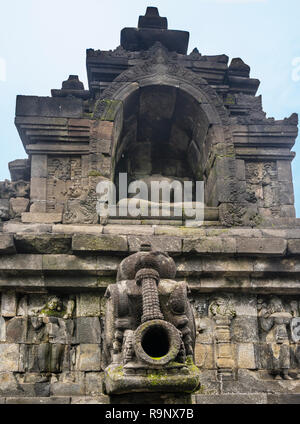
[[0, 0, 299, 216]]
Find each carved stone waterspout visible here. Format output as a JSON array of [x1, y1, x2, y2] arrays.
[[102, 243, 200, 397]]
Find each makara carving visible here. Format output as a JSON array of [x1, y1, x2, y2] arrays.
[[102, 243, 200, 395]]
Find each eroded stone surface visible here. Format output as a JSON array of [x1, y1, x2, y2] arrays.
[[0, 234, 16, 254], [72, 234, 128, 253]]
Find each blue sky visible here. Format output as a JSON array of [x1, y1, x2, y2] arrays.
[[1, 0, 299, 216]]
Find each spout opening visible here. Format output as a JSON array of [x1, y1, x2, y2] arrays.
[[134, 319, 181, 365], [141, 325, 170, 358]]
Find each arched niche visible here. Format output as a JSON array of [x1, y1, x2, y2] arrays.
[[115, 85, 210, 184], [98, 59, 235, 209]]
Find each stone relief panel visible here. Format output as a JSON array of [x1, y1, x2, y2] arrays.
[[2, 290, 300, 399], [257, 296, 300, 380], [245, 161, 280, 217], [0, 291, 104, 396], [46, 156, 83, 213], [63, 186, 99, 224], [193, 294, 300, 382]]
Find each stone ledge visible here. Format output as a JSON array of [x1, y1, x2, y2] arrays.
[[72, 234, 128, 253], [53, 224, 103, 235], [183, 237, 236, 254], [103, 224, 154, 236], [0, 255, 299, 277], [195, 394, 267, 404], [128, 235, 182, 254], [14, 234, 72, 254], [2, 222, 53, 234], [236, 238, 287, 256], [5, 397, 71, 404], [21, 213, 63, 224], [267, 394, 300, 404], [71, 396, 109, 404]]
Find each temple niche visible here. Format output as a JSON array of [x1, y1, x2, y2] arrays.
[[0, 6, 300, 404]]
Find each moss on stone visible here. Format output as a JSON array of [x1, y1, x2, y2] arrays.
[[88, 170, 103, 177], [93, 99, 122, 121], [40, 308, 65, 318]]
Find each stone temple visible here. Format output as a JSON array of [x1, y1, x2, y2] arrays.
[[0, 7, 300, 404]]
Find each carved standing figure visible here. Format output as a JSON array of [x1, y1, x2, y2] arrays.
[[259, 297, 292, 380]]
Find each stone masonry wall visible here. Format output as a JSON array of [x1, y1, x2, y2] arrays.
[[0, 223, 300, 403]]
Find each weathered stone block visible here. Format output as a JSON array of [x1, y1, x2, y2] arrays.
[[76, 345, 101, 371], [0, 199, 10, 220], [26, 343, 66, 373], [71, 396, 109, 404], [0, 345, 19, 371], [16, 296, 28, 316], [200, 257, 254, 274], [16, 96, 83, 118], [0, 317, 6, 341], [103, 225, 154, 236], [236, 238, 287, 256], [279, 183, 294, 205], [128, 236, 182, 254], [14, 234, 72, 254], [155, 226, 206, 237], [6, 397, 70, 404], [31, 155, 48, 178], [42, 254, 98, 273], [236, 159, 245, 181], [11, 378, 49, 397], [10, 198, 29, 217], [288, 239, 300, 255], [51, 374, 85, 397], [76, 317, 101, 343], [194, 343, 215, 369], [195, 394, 267, 404], [76, 294, 101, 317], [183, 237, 236, 254], [0, 372, 21, 397], [267, 394, 300, 404], [52, 224, 103, 235], [30, 177, 47, 202], [97, 121, 114, 140], [254, 343, 272, 370], [34, 382, 51, 397], [277, 160, 293, 182], [207, 228, 262, 238], [72, 234, 128, 253], [6, 317, 28, 343], [237, 343, 257, 369], [3, 222, 52, 233], [47, 319, 74, 345], [0, 234, 16, 254], [231, 316, 259, 343], [22, 213, 63, 224], [85, 372, 103, 396], [1, 291, 17, 317], [30, 201, 47, 213], [8, 158, 30, 181], [233, 295, 257, 317], [280, 205, 296, 218]]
